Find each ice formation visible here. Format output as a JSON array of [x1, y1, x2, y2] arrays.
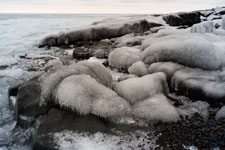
[[148, 62, 184, 82], [114, 73, 169, 104], [39, 19, 150, 47], [40, 61, 113, 105], [108, 47, 141, 70], [190, 21, 214, 33], [115, 34, 143, 47], [141, 32, 225, 70], [222, 16, 225, 30], [128, 61, 148, 77], [215, 106, 225, 120], [55, 75, 131, 117], [133, 94, 180, 122]]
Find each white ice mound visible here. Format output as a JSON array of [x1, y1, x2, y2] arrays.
[[190, 21, 214, 33], [222, 16, 225, 30], [215, 106, 225, 120], [115, 34, 143, 47], [114, 73, 169, 104], [39, 19, 150, 47], [133, 94, 180, 122], [108, 47, 141, 70], [141, 33, 225, 70], [149, 62, 184, 82], [55, 75, 131, 117], [128, 61, 148, 77], [40, 61, 113, 104]]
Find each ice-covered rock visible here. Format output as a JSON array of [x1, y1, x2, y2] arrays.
[[114, 73, 169, 104], [190, 21, 214, 33], [149, 62, 225, 104], [148, 62, 184, 83], [177, 101, 209, 119], [163, 12, 201, 26], [117, 74, 137, 82], [133, 94, 180, 122], [222, 16, 225, 30], [40, 61, 113, 104], [171, 67, 225, 103], [142, 33, 225, 70], [115, 34, 143, 47], [39, 19, 150, 47], [215, 106, 225, 120], [108, 47, 141, 70], [128, 61, 148, 77], [55, 75, 131, 117]]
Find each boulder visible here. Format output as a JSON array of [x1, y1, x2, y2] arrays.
[[55, 75, 131, 117], [142, 32, 225, 70], [108, 47, 141, 70], [73, 47, 93, 59], [128, 61, 148, 77], [190, 21, 214, 33], [8, 77, 49, 127], [114, 73, 169, 104], [163, 12, 201, 26], [148, 62, 184, 86], [39, 19, 150, 47], [149, 62, 225, 105], [115, 34, 143, 47], [117, 74, 137, 82], [133, 94, 180, 122], [40, 61, 113, 105]]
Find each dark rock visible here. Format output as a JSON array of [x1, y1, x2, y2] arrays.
[[72, 47, 93, 59], [149, 22, 163, 28], [163, 12, 201, 26], [102, 59, 109, 67], [8, 76, 49, 127], [0, 65, 8, 70]]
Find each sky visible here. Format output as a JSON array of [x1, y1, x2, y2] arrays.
[[0, 0, 224, 14]]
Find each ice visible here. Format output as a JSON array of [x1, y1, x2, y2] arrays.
[[128, 61, 148, 77], [222, 16, 225, 30], [133, 94, 180, 122], [114, 73, 169, 104], [108, 47, 141, 70], [215, 106, 225, 120], [142, 32, 225, 70], [55, 74, 131, 117], [53, 130, 158, 150], [190, 21, 214, 33]]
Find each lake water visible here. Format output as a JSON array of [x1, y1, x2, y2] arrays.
[[0, 13, 120, 150]]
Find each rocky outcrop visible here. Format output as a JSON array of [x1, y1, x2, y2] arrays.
[[149, 62, 225, 105], [39, 19, 150, 48], [163, 12, 201, 26]]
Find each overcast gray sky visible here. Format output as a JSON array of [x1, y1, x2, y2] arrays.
[[0, 0, 224, 14]]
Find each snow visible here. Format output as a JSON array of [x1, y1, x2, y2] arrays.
[[55, 75, 131, 117], [133, 94, 180, 122], [108, 47, 141, 70], [215, 106, 225, 120], [128, 61, 148, 77], [113, 73, 169, 104], [141, 32, 225, 70], [53, 130, 158, 150], [190, 21, 214, 33]]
